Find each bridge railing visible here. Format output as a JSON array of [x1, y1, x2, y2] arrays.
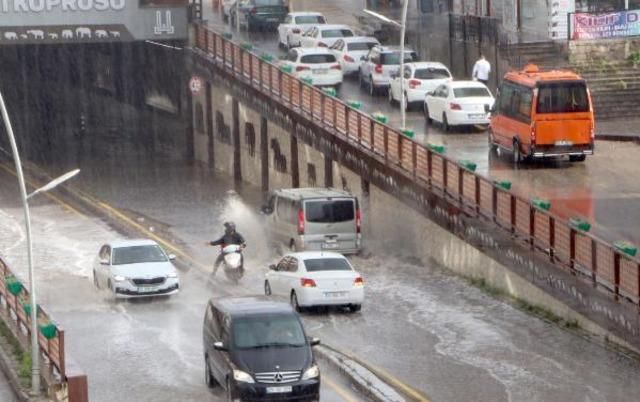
[[0, 256, 88, 401], [193, 23, 640, 308]]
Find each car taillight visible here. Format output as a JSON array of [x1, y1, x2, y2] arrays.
[[301, 278, 316, 287], [374, 64, 383, 74], [331, 64, 341, 70], [296, 65, 310, 72], [356, 208, 361, 234], [344, 54, 354, 62], [449, 103, 462, 110], [297, 209, 305, 234], [292, 28, 301, 34], [531, 121, 536, 144], [318, 42, 327, 47], [408, 79, 421, 89], [353, 277, 364, 287]]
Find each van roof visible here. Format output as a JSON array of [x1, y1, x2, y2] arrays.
[[210, 296, 294, 316], [504, 64, 584, 87], [274, 187, 354, 200]]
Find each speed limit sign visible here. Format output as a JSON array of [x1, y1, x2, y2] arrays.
[[189, 76, 202, 95]]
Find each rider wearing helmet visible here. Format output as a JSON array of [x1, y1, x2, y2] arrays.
[[208, 222, 246, 275]]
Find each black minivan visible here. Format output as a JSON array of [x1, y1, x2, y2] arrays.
[[203, 296, 321, 401]]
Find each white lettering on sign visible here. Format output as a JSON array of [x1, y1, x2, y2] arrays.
[[0, 0, 125, 12]]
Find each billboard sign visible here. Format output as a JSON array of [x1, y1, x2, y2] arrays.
[[0, 0, 187, 44], [571, 9, 640, 40]]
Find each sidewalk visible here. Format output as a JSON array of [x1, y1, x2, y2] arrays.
[[596, 117, 640, 140], [0, 369, 18, 402]]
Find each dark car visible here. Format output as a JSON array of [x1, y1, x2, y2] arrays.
[[232, 0, 289, 31], [203, 296, 321, 401]]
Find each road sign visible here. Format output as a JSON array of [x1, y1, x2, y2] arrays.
[[189, 76, 202, 95]]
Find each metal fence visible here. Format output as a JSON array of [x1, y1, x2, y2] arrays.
[[193, 23, 640, 308]]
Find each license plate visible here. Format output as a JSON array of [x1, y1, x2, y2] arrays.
[[324, 291, 346, 298], [322, 243, 338, 249], [266, 386, 292, 394], [555, 140, 573, 146], [138, 287, 157, 293], [468, 113, 485, 119], [313, 69, 328, 74]]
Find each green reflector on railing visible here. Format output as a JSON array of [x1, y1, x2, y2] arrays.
[[222, 32, 232, 40], [372, 113, 388, 124], [427, 143, 445, 154], [495, 180, 511, 190], [39, 323, 57, 340], [401, 129, 414, 138], [569, 217, 591, 232], [347, 100, 362, 109], [459, 160, 477, 172], [240, 43, 253, 50], [6, 277, 22, 296], [261, 53, 274, 62], [322, 87, 337, 97], [614, 241, 638, 257], [532, 198, 551, 211], [301, 77, 313, 85], [23, 303, 32, 316], [280, 64, 293, 73]]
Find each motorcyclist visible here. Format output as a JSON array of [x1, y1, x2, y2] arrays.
[[207, 222, 246, 276]]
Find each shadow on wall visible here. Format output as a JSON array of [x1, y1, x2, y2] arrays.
[[216, 111, 231, 144], [270, 138, 287, 173], [245, 122, 256, 156]]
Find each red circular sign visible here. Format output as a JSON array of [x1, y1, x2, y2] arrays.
[[189, 76, 202, 95]]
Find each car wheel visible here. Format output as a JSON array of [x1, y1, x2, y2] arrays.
[[424, 103, 431, 124], [286, 37, 291, 50], [93, 271, 100, 289], [359, 72, 364, 89], [388, 87, 395, 105], [512, 139, 522, 164], [369, 76, 376, 96], [488, 129, 497, 152], [350, 304, 362, 313], [205, 357, 218, 388], [226, 377, 233, 401], [264, 280, 272, 296], [569, 154, 586, 162], [291, 291, 303, 313], [334, 83, 341, 93], [442, 113, 450, 132]]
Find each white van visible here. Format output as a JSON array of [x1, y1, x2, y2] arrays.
[[262, 188, 361, 255]]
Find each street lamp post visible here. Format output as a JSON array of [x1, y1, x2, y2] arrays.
[[364, 0, 410, 129], [0, 90, 80, 395]]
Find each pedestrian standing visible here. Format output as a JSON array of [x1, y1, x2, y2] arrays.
[[472, 54, 491, 86]]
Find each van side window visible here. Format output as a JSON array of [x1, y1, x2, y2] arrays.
[[498, 82, 532, 123]]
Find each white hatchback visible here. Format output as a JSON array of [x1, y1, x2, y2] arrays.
[[300, 24, 355, 48], [278, 11, 326, 48], [424, 80, 495, 131], [329, 36, 380, 75], [389, 62, 452, 109], [93, 239, 180, 299], [281, 47, 343, 88], [265, 252, 364, 313]]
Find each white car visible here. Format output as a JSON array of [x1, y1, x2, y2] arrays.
[[359, 45, 418, 96], [389, 62, 452, 110], [93, 239, 180, 298], [281, 47, 343, 88], [424, 80, 495, 131], [329, 36, 380, 75], [278, 12, 326, 49], [265, 252, 364, 312], [300, 24, 355, 48]]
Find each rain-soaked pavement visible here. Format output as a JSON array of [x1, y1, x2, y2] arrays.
[[0, 369, 17, 402], [200, 0, 640, 245]]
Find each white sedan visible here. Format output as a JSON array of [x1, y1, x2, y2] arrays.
[[265, 252, 364, 312], [278, 11, 326, 49], [329, 36, 379, 75], [300, 24, 355, 48], [93, 239, 180, 298], [424, 80, 495, 131], [280, 47, 343, 88], [389, 62, 452, 110]]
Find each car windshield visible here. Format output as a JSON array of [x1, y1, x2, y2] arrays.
[[381, 52, 417, 65], [348, 42, 377, 51], [322, 29, 353, 38], [536, 82, 589, 113], [112, 245, 168, 265], [414, 68, 450, 80], [232, 314, 307, 349], [454, 87, 492, 98], [304, 258, 352, 272], [305, 200, 354, 223], [300, 54, 336, 63], [295, 16, 325, 24]]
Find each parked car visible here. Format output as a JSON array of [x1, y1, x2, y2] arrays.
[[329, 36, 380, 76], [93, 239, 180, 298], [278, 11, 326, 49], [230, 0, 289, 31], [203, 296, 321, 401], [280, 47, 343, 88], [388, 61, 452, 110], [490, 64, 594, 163], [359, 45, 418, 96], [299, 24, 355, 48], [424, 80, 495, 131], [265, 252, 364, 313], [261, 188, 362, 255]]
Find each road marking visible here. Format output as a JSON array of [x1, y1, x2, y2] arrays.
[[323, 377, 357, 402]]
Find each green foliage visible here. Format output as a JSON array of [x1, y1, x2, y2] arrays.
[[628, 51, 640, 67]]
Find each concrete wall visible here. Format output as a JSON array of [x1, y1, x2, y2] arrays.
[[570, 38, 640, 64]]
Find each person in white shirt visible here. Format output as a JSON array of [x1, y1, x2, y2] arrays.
[[472, 54, 491, 86]]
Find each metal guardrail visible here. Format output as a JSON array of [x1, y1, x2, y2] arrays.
[[192, 23, 640, 308]]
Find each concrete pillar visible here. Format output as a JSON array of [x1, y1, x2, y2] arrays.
[[206, 82, 214, 167]]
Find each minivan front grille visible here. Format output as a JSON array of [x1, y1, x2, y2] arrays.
[[131, 277, 166, 286], [254, 370, 301, 384]]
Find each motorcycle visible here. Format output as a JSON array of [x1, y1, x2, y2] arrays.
[[221, 244, 244, 283]]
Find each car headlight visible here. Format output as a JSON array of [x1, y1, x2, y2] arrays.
[[233, 370, 255, 384], [167, 272, 178, 279], [113, 275, 126, 282], [301, 364, 319, 380]]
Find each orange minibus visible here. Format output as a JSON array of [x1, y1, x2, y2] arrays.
[[489, 64, 594, 163]]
